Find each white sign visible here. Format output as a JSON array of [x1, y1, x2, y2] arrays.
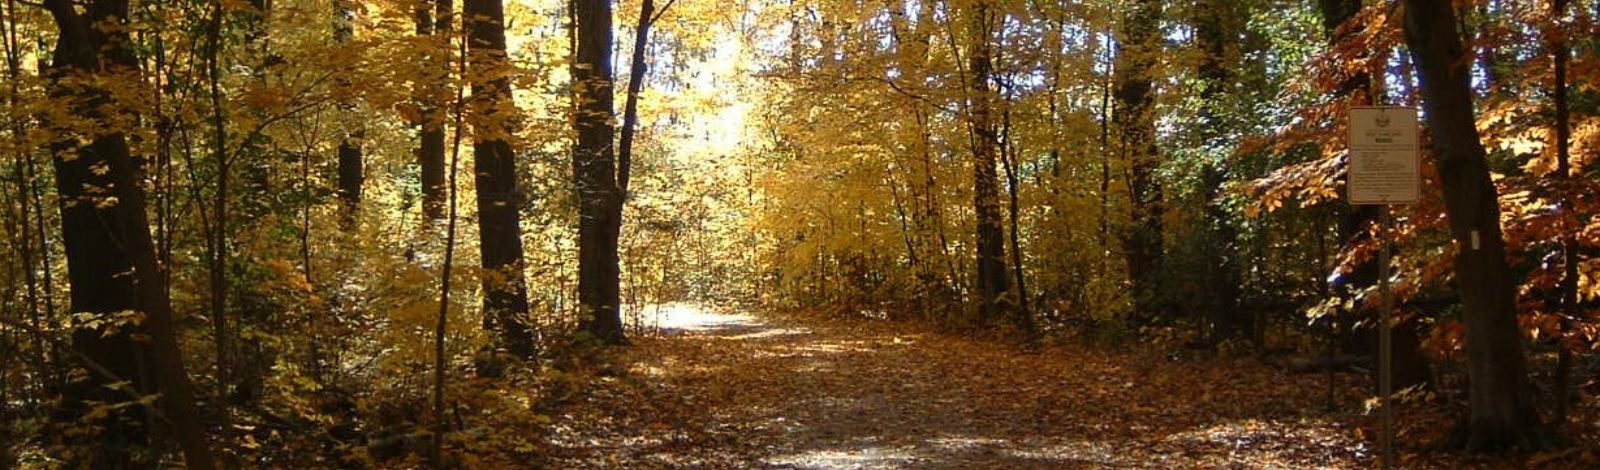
[[1348, 106, 1419, 205]]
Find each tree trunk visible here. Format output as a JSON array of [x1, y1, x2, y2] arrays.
[[572, 0, 629, 345], [337, 140, 363, 214], [417, 0, 449, 220], [1000, 110, 1036, 340], [202, 0, 235, 424], [42, 1, 216, 468], [964, 1, 1010, 324], [1401, 0, 1547, 451], [1548, 0, 1576, 423], [336, 1, 363, 222], [464, 0, 536, 358], [1114, 0, 1163, 322], [1192, 0, 1245, 343], [618, 0, 663, 198]]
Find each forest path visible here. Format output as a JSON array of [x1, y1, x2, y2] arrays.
[[540, 305, 1373, 469]]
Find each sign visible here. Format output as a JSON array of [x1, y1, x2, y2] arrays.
[[1348, 106, 1419, 205]]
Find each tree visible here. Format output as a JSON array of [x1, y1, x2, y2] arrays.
[[464, 0, 536, 358], [335, 0, 364, 221], [618, 0, 671, 198], [572, 0, 629, 345], [1547, 0, 1579, 423], [1191, 0, 1245, 343], [962, 0, 1010, 325], [40, 0, 216, 467], [1401, 0, 1546, 450], [1114, 0, 1164, 321], [417, 0, 451, 220]]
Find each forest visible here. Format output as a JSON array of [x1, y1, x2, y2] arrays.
[[0, 0, 1597, 468]]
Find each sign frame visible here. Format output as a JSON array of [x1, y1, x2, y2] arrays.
[[1348, 106, 1420, 205]]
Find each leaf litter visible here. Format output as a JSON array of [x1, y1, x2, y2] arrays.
[[535, 305, 1599, 469]]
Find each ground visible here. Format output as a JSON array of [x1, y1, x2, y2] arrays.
[[534, 304, 1597, 469]]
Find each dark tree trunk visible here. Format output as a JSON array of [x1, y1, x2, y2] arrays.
[[464, 0, 536, 358], [1192, 0, 1245, 343], [417, 0, 449, 220], [617, 0, 660, 198], [337, 141, 363, 212], [203, 0, 234, 414], [1318, 0, 1432, 392], [964, 1, 1010, 324], [336, 1, 363, 221], [572, 0, 628, 345], [1548, 0, 1577, 423], [42, 1, 216, 468], [999, 112, 1036, 340], [1402, 0, 1547, 451], [1114, 0, 1163, 322]]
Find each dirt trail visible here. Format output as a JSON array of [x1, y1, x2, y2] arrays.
[[541, 305, 1372, 469]]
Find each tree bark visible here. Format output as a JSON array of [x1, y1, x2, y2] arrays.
[[42, 1, 216, 468], [1192, 0, 1245, 343], [964, 1, 1010, 324], [618, 0, 666, 198], [336, 1, 363, 222], [417, 0, 450, 220], [465, 0, 536, 358], [1402, 0, 1547, 451], [572, 0, 629, 345], [1548, 0, 1576, 423], [1114, 0, 1163, 322], [337, 140, 363, 213]]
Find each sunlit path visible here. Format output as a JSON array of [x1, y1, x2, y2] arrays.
[[542, 311, 1378, 469], [638, 303, 763, 332]]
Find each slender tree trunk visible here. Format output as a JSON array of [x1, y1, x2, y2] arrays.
[[618, 0, 669, 197], [4, 0, 50, 402], [432, 35, 469, 466], [1, 0, 27, 440], [42, 1, 216, 467], [465, 0, 536, 357], [1098, 45, 1111, 274], [1114, 0, 1163, 322], [1402, 0, 1547, 450], [964, 1, 1010, 324], [1549, 0, 1577, 423], [999, 107, 1036, 340], [203, 1, 235, 434], [572, 0, 629, 345]]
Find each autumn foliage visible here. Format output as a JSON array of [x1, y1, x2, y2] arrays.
[[1, 0, 1599, 468]]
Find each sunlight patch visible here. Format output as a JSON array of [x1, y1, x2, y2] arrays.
[[764, 445, 923, 469], [1001, 439, 1134, 466], [640, 303, 759, 331], [726, 327, 809, 340], [1161, 418, 1365, 467], [928, 436, 1007, 450]]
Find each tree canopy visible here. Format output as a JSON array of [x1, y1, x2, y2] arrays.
[[1, 0, 1598, 468]]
